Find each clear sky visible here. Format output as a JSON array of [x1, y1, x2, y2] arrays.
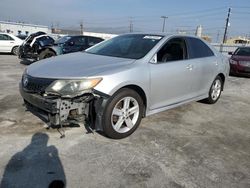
[[0, 0, 250, 42]]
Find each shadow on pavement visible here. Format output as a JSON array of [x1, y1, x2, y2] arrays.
[[19, 59, 34, 65], [0, 133, 66, 188]]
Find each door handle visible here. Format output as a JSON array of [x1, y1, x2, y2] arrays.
[[10, 42, 14, 43], [186, 64, 193, 70]]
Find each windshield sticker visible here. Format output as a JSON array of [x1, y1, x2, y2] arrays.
[[143, 36, 162, 40]]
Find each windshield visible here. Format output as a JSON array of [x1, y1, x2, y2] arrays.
[[55, 36, 72, 44], [86, 34, 163, 59], [234, 47, 250, 56]]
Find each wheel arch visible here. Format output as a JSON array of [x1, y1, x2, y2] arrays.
[[11, 45, 19, 53], [217, 73, 225, 90], [39, 48, 56, 55]]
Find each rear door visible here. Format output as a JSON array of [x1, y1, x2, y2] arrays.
[[185, 37, 218, 96], [0, 34, 15, 52], [69, 36, 88, 52]]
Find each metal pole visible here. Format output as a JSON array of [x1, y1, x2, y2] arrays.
[[223, 8, 231, 44], [80, 22, 83, 35], [129, 20, 133, 32], [161, 16, 168, 32]]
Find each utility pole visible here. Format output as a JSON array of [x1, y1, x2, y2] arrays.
[[216, 30, 220, 43], [129, 17, 133, 32], [223, 8, 231, 44], [161, 16, 168, 32], [80, 21, 84, 35]]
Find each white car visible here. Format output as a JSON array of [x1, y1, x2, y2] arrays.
[[0, 33, 23, 55]]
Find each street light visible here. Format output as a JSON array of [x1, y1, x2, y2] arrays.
[[161, 16, 168, 32]]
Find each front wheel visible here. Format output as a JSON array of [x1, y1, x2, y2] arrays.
[[102, 88, 144, 139], [204, 76, 223, 104], [39, 50, 56, 60]]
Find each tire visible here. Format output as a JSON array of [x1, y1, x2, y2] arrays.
[[39, 50, 56, 60], [203, 76, 223, 104], [102, 88, 144, 139], [12, 46, 19, 56]]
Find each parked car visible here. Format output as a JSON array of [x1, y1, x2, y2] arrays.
[[229, 47, 250, 77], [19, 33, 103, 62], [19, 33, 229, 139], [0, 33, 23, 55], [16, 34, 28, 40], [18, 31, 55, 61], [51, 35, 104, 55]]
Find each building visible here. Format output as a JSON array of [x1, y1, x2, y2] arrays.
[[226, 36, 250, 44], [52, 27, 117, 40], [0, 21, 50, 36], [51, 28, 81, 35]]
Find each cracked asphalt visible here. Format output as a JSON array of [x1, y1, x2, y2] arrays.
[[0, 54, 249, 188]]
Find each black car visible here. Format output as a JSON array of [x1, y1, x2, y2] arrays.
[[52, 35, 104, 56], [19, 32, 55, 61], [19, 33, 103, 61]]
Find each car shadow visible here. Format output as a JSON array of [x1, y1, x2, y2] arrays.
[[19, 59, 35, 65], [0, 133, 66, 188], [229, 74, 250, 79], [0, 52, 13, 55]]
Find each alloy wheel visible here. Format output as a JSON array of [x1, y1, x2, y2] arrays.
[[111, 96, 139, 133], [211, 79, 222, 101]]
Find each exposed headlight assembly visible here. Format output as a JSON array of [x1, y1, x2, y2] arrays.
[[45, 78, 102, 97]]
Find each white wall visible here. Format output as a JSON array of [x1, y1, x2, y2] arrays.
[[0, 21, 50, 36], [212, 43, 250, 55], [83, 31, 117, 40]]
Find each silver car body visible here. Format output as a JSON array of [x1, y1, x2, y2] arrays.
[[20, 33, 229, 131]]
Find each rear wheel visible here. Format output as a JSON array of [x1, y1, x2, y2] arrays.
[[39, 50, 56, 60], [204, 76, 223, 104], [12, 46, 19, 55], [102, 88, 144, 139]]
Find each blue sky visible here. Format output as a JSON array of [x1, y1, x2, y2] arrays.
[[0, 0, 250, 42]]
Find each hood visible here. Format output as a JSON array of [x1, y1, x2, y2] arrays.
[[231, 55, 250, 61], [26, 52, 135, 79]]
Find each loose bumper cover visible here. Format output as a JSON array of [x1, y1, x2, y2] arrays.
[[19, 83, 109, 131]]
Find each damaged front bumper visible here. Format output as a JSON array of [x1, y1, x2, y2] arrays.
[[19, 84, 109, 131]]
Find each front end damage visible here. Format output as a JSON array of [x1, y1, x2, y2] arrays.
[[19, 80, 109, 134]]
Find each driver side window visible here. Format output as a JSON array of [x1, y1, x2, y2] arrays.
[[157, 38, 187, 63]]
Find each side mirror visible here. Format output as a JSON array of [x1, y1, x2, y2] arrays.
[[149, 54, 157, 64], [228, 52, 233, 55]]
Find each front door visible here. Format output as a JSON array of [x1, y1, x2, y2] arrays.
[[149, 37, 196, 110]]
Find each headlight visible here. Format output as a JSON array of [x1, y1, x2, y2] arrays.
[[45, 78, 102, 97]]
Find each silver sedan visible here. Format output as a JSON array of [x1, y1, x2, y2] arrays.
[[20, 33, 229, 139]]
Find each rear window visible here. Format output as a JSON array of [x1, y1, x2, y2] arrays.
[[187, 37, 214, 59], [234, 47, 250, 56]]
